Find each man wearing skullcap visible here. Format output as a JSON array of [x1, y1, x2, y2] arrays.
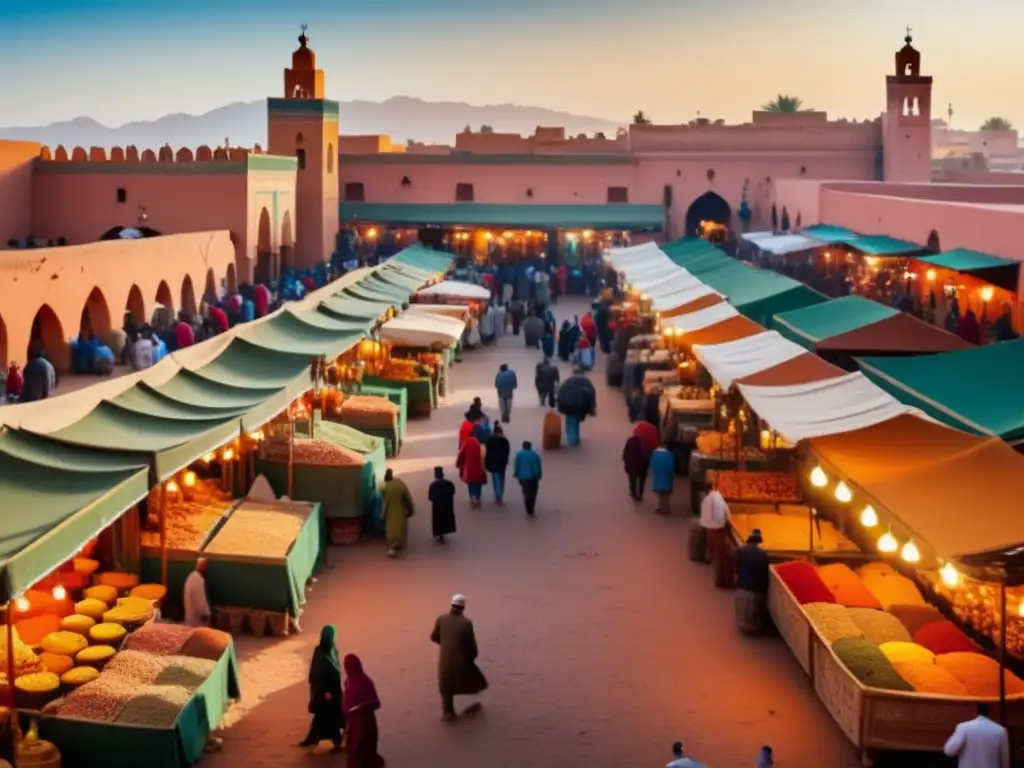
[[430, 594, 488, 721]]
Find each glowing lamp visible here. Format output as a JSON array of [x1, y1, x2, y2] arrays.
[[834, 481, 852, 503], [925, 269, 937, 282], [981, 286, 995, 303], [202, 453, 216, 464], [940, 562, 961, 589], [901, 540, 921, 563], [809, 466, 828, 488], [165, 480, 180, 494], [183, 471, 197, 487], [484, 232, 493, 241], [51, 585, 67, 601], [1018, 602, 1024, 618], [860, 505, 878, 528], [878, 530, 898, 554], [759, 429, 771, 450], [366, 228, 378, 239], [15, 597, 30, 612], [222, 448, 235, 461], [247, 430, 264, 442]]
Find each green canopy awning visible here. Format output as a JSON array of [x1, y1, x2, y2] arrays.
[[111, 385, 247, 422], [150, 370, 286, 411], [0, 431, 150, 601], [916, 249, 1020, 293], [774, 296, 898, 350], [319, 295, 390, 322], [387, 246, 453, 274], [340, 202, 665, 231], [186, 338, 314, 391], [858, 339, 1024, 442], [236, 311, 364, 359], [344, 283, 403, 305], [801, 224, 858, 242], [844, 235, 924, 256]]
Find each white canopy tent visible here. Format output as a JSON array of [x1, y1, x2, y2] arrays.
[[605, 242, 662, 267], [662, 301, 739, 333], [379, 314, 466, 347], [416, 280, 491, 301], [406, 303, 472, 320], [741, 231, 776, 242], [736, 372, 920, 443], [651, 282, 722, 313], [692, 331, 807, 389], [741, 233, 823, 256], [643, 270, 708, 299]]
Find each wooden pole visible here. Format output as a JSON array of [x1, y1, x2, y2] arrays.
[[1000, 579, 1008, 725], [288, 418, 295, 500], [159, 482, 168, 587]]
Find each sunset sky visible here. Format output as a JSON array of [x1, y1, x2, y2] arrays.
[[2, 0, 1021, 132]]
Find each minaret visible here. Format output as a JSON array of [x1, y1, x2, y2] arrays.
[[882, 27, 933, 182], [267, 26, 340, 268]]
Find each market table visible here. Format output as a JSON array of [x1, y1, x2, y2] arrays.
[[40, 642, 241, 768], [351, 384, 407, 455], [362, 375, 434, 417]]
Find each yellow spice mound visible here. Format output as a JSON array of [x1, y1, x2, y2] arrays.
[[130, 584, 167, 602], [731, 513, 857, 552], [880, 641, 935, 665], [936, 652, 1024, 697], [77, 645, 116, 665], [0, 625, 45, 677], [15, 672, 60, 693], [61, 615, 96, 636], [75, 598, 107, 621], [90, 623, 128, 645], [816, 563, 882, 609], [84, 585, 119, 604], [891, 659, 970, 696], [40, 631, 88, 656], [61, 666, 100, 686], [857, 566, 926, 609], [96, 572, 139, 590]]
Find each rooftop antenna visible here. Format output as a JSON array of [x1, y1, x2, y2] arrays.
[[300, 23, 309, 45], [905, 25, 912, 43], [947, 103, 953, 130]]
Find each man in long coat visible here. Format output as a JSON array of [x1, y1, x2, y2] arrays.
[[430, 594, 488, 721], [381, 469, 414, 558]]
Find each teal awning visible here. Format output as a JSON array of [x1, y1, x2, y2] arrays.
[[858, 339, 1024, 442], [801, 224, 858, 242], [340, 202, 665, 231], [774, 296, 898, 350], [916, 249, 1020, 293], [844, 235, 924, 256]]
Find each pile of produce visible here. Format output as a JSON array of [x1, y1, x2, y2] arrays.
[[857, 562, 927, 609], [203, 500, 309, 558], [775, 562, 836, 605], [935, 652, 1024, 697], [803, 603, 864, 643], [383, 359, 429, 380], [816, 564, 882, 609], [140, 479, 234, 550], [710, 471, 800, 502], [732, 513, 857, 553], [124, 623, 196, 656], [832, 637, 913, 692], [694, 431, 766, 461], [338, 395, 399, 431], [261, 436, 366, 467]]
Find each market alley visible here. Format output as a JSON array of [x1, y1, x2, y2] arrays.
[[204, 297, 860, 768]]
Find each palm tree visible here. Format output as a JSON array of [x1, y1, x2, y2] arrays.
[[632, 110, 652, 125], [761, 95, 806, 113], [981, 117, 1013, 131]]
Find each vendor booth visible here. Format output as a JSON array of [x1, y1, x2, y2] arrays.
[[415, 280, 492, 303]]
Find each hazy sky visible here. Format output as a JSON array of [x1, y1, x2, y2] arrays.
[[1, 0, 1022, 131]]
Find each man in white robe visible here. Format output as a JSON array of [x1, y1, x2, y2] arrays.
[[944, 703, 1010, 768], [183, 557, 212, 626]]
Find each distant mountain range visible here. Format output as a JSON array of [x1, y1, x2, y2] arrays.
[[0, 97, 625, 150]]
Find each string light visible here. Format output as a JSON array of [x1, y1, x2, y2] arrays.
[[860, 505, 878, 528], [183, 471, 197, 487], [51, 585, 67, 601], [222, 448, 235, 461], [900, 540, 921, 563], [834, 481, 852, 503], [809, 466, 828, 488], [940, 562, 961, 589], [165, 480, 180, 494], [878, 530, 899, 554], [15, 597, 30, 612], [202, 453, 216, 464]]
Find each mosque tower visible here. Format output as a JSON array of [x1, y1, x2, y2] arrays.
[[267, 26, 340, 268], [882, 28, 934, 182]]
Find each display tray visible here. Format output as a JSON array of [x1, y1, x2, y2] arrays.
[[39, 643, 241, 768], [202, 501, 324, 618], [768, 571, 1024, 757]]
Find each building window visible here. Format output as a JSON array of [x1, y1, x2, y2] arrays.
[[116, 187, 127, 204], [344, 183, 365, 202], [455, 183, 475, 202], [296, 149, 306, 170], [607, 186, 628, 203]]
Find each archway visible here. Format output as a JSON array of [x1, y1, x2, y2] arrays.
[[29, 304, 67, 370], [204, 268, 217, 302], [254, 207, 273, 286], [926, 229, 941, 253], [154, 280, 174, 328], [180, 275, 197, 318], [684, 192, 732, 241], [226, 263, 238, 295], [125, 285, 146, 326], [80, 287, 112, 340], [99, 226, 163, 241], [280, 211, 294, 274]]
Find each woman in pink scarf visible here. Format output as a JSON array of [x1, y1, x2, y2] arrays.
[[342, 654, 385, 768]]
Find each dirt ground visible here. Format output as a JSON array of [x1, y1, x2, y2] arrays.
[[202, 297, 867, 768]]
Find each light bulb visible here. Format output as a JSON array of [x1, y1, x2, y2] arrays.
[[810, 466, 828, 488], [878, 531, 898, 553], [51, 585, 67, 601], [165, 480, 180, 494], [202, 453, 216, 464], [901, 540, 921, 563], [222, 448, 235, 461], [940, 562, 961, 589], [1018, 602, 1024, 619], [834, 481, 852, 503], [183, 471, 197, 487], [860, 505, 878, 528], [15, 597, 30, 612]]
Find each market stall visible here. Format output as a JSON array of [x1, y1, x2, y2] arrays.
[[414, 280, 491, 304]]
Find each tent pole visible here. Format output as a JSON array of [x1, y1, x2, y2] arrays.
[[1000, 579, 1008, 725], [159, 483, 168, 587], [288, 418, 295, 500], [6, 603, 21, 749]]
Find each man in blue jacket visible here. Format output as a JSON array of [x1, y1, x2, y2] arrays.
[[512, 440, 543, 516], [494, 363, 518, 423]]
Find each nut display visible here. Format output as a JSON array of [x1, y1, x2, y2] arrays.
[[124, 624, 195, 656], [710, 471, 801, 503], [921, 570, 1024, 655], [261, 437, 366, 467], [104, 649, 170, 684], [203, 501, 310, 558], [140, 479, 234, 550], [56, 675, 135, 721]]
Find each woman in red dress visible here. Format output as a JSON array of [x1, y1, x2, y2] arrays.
[[456, 434, 487, 507], [342, 654, 385, 768]]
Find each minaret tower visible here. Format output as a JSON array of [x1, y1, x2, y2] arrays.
[[267, 26, 339, 268], [882, 27, 933, 182]]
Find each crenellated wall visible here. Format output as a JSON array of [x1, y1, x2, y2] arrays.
[[0, 140, 40, 247], [0, 230, 236, 371], [37, 143, 267, 164]]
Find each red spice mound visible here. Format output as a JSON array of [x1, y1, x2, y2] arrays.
[[887, 604, 945, 637], [914, 620, 980, 655], [776, 562, 836, 605]]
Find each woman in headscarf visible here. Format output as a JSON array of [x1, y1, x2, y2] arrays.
[[456, 433, 487, 507], [579, 312, 598, 347], [557, 320, 574, 361], [633, 421, 659, 458], [541, 327, 555, 359], [342, 654, 385, 768], [622, 432, 649, 501], [955, 309, 981, 345], [380, 469, 415, 558], [298, 625, 345, 751], [428, 467, 457, 542]]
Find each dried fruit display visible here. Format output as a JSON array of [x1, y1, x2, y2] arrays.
[[140, 479, 234, 550], [124, 624, 195, 656], [104, 649, 169, 684], [710, 470, 800, 502], [922, 570, 1024, 655], [115, 684, 192, 727], [56, 675, 135, 721], [203, 501, 310, 558], [733, 513, 857, 552], [694, 431, 766, 460], [338, 396, 399, 431], [261, 437, 366, 467]]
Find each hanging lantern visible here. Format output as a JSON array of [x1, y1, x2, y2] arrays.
[[183, 471, 197, 487], [940, 562, 961, 589], [878, 530, 898, 553], [834, 481, 852, 503], [15, 597, 30, 612], [51, 585, 67, 601], [901, 540, 921, 563], [202, 453, 216, 464], [809, 466, 827, 488], [860, 505, 878, 528], [165, 480, 180, 494], [222, 448, 235, 461]]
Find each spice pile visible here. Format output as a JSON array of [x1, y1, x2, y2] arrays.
[[203, 500, 310, 558], [337, 395, 399, 431], [140, 479, 234, 550], [261, 437, 366, 467], [694, 431, 766, 461], [710, 470, 800, 502]]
